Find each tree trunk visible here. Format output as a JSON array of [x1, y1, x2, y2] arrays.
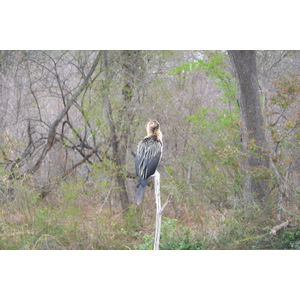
[[102, 51, 145, 213], [228, 50, 269, 204], [102, 51, 131, 212]]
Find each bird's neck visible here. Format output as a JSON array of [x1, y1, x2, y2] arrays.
[[156, 130, 162, 141], [147, 129, 162, 141]]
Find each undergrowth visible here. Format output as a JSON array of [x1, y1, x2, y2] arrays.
[[0, 178, 299, 250]]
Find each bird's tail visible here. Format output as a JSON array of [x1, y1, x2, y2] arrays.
[[136, 177, 148, 205]]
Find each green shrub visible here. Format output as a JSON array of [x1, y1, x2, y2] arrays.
[[136, 218, 206, 250], [276, 229, 300, 249]]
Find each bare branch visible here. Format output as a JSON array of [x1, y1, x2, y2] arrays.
[[62, 142, 102, 178], [153, 171, 172, 250], [270, 220, 289, 235], [26, 51, 102, 175]]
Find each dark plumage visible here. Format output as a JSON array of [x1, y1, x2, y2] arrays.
[[135, 120, 163, 205]]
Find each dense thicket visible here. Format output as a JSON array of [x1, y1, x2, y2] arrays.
[[0, 50, 299, 250]]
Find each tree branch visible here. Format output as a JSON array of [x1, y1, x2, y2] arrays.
[[62, 142, 102, 178], [26, 51, 102, 175]]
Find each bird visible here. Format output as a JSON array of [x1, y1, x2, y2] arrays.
[[135, 120, 163, 205]]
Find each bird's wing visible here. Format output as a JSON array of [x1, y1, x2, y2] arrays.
[[145, 151, 161, 178], [135, 138, 162, 179]]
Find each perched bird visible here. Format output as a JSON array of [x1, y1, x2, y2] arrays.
[[135, 120, 163, 205]]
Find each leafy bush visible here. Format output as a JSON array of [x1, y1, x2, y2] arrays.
[[136, 218, 206, 250], [276, 229, 300, 249]]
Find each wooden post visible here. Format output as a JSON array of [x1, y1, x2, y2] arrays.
[[153, 171, 172, 250]]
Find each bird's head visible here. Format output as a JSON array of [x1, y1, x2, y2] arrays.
[[146, 120, 162, 140]]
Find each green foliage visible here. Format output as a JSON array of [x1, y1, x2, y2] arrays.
[[1, 177, 299, 250], [58, 179, 83, 203], [169, 51, 237, 103], [0, 177, 100, 249], [170, 106, 243, 208], [123, 205, 142, 231], [271, 74, 300, 109], [229, 228, 300, 250], [187, 106, 239, 134], [158, 218, 206, 250], [165, 51, 242, 210], [202, 201, 300, 250], [136, 218, 206, 250], [278, 229, 300, 249]]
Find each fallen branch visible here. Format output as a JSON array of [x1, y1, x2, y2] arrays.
[[270, 220, 289, 235]]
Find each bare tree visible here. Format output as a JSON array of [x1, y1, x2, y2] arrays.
[[27, 51, 102, 175], [0, 51, 103, 190]]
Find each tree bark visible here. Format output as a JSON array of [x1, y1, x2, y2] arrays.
[[228, 50, 269, 204]]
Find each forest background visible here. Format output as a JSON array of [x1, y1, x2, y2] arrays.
[[1, 50, 300, 250], [2, 2, 299, 299]]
